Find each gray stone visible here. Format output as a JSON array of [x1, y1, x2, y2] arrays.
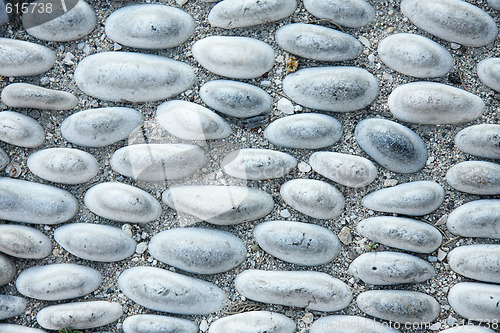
[[157, 100, 231, 140], [388, 82, 484, 125], [162, 185, 274, 225], [448, 245, 500, 283], [446, 161, 500, 195], [357, 216, 442, 253], [357, 290, 440, 324], [192, 36, 274, 79], [448, 282, 500, 321], [36, 301, 122, 330], [455, 124, 500, 159], [478, 58, 500, 92], [110, 144, 206, 182], [61, 107, 143, 147], [209, 311, 296, 333], [303, 0, 375, 28], [440, 327, 495, 333], [118, 266, 227, 314], [105, 4, 194, 49], [378, 34, 454, 78], [28, 148, 98, 184], [0, 0, 6, 27], [280, 179, 344, 219], [264, 113, 342, 149], [1, 83, 78, 110], [54, 223, 136, 262], [74, 52, 196, 102], [0, 224, 52, 259], [235, 270, 352, 312], [148, 228, 246, 274], [362, 181, 445, 216], [0, 325, 46, 333], [84, 182, 161, 223], [0, 148, 7, 171], [447, 200, 500, 239], [310, 315, 401, 333], [0, 38, 56, 76], [0, 295, 26, 320], [401, 0, 497, 47], [0, 177, 78, 224], [16, 264, 102, 301], [309, 152, 377, 188], [0, 254, 15, 286], [489, 0, 500, 10], [0, 111, 44, 148], [200, 80, 272, 118], [275, 23, 363, 62], [283, 67, 379, 112], [123, 315, 198, 333], [254, 221, 341, 266]]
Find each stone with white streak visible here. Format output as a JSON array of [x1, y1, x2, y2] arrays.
[[303, 0, 375, 28], [0, 38, 56, 76], [1, 83, 78, 110], [209, 311, 296, 333], [0, 111, 44, 148], [0, 225, 52, 259], [446, 161, 500, 195], [123, 315, 198, 333]]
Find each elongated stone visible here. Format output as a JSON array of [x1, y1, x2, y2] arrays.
[[16, 264, 102, 301], [61, 107, 143, 147], [310, 315, 401, 333], [110, 144, 206, 182], [84, 182, 161, 223], [209, 311, 296, 333], [254, 221, 341, 266], [489, 0, 500, 9], [28, 148, 98, 184], [37, 301, 122, 330], [118, 266, 227, 314], [401, 0, 497, 47], [264, 114, 342, 149], [200, 80, 272, 118], [157, 100, 231, 140], [478, 58, 500, 92], [0, 38, 55, 76], [54, 223, 136, 262], [74, 52, 196, 102], [362, 181, 444, 216], [446, 161, 500, 195], [0, 177, 78, 224], [349, 251, 435, 285], [0, 111, 44, 148], [235, 270, 352, 311], [448, 245, 500, 283], [123, 315, 198, 333], [0, 148, 7, 171], [440, 327, 495, 333], [0, 254, 15, 286], [455, 124, 500, 159], [149, 228, 246, 274], [303, 0, 375, 28], [192, 36, 274, 79], [357, 291, 440, 324], [388, 82, 484, 125], [378, 34, 454, 78], [309, 152, 377, 188], [280, 179, 344, 219], [447, 200, 500, 239], [0, 224, 51, 259], [1, 83, 78, 110], [162, 185, 274, 225], [276, 23, 363, 62], [357, 217, 442, 253], [0, 295, 26, 320], [0, 324, 46, 333], [448, 282, 500, 321], [105, 4, 194, 49]]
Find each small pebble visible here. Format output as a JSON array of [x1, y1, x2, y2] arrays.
[[303, 0, 375, 28], [446, 161, 500, 195], [297, 162, 311, 173], [277, 98, 294, 115], [208, 311, 296, 333], [1, 83, 78, 110], [0, 111, 45, 148], [338, 227, 352, 246]]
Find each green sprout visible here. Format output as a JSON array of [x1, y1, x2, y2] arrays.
[[59, 328, 83, 333], [366, 241, 378, 251]]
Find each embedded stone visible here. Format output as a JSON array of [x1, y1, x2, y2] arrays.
[[0, 148, 7, 171], [0, 295, 26, 320], [448, 282, 500, 321], [455, 124, 500, 159], [280, 179, 345, 219], [1, 83, 78, 110], [0, 324, 47, 333], [16, 264, 102, 301], [310, 316, 401, 333], [0, 111, 44, 148], [401, 0, 498, 47], [60, 107, 143, 147], [0, 254, 15, 286], [0, 38, 56, 76], [303, 0, 375, 28], [447, 200, 500, 239], [446, 161, 500, 195], [157, 100, 231, 140], [118, 266, 227, 314], [74, 52, 196, 102], [357, 216, 442, 253], [440, 327, 495, 333], [478, 58, 500, 92], [105, 4, 194, 49], [0, 224, 52, 259], [283, 67, 379, 112], [235, 270, 352, 312], [209, 311, 296, 333], [162, 185, 274, 225], [123, 315, 198, 333], [275, 23, 363, 61], [54, 223, 136, 262], [84, 182, 161, 223], [388, 82, 484, 125], [355, 118, 428, 173], [192, 36, 274, 79], [362, 181, 445, 216], [27, 148, 98, 184], [254, 220, 341, 266], [110, 144, 206, 182], [199, 80, 272, 118], [0, 177, 78, 224], [489, 0, 500, 10], [448, 245, 500, 284], [264, 113, 342, 149], [148, 228, 246, 274]]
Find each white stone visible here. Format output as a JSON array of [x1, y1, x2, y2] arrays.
[[123, 315, 198, 333], [488, 0, 500, 10], [0, 295, 26, 320], [0, 224, 52, 259], [448, 282, 500, 321], [0, 254, 15, 287], [297, 162, 311, 173], [277, 98, 294, 115], [446, 161, 500, 195], [209, 311, 296, 333], [310, 315, 401, 333], [477, 58, 500, 92], [303, 0, 375, 28], [1, 83, 78, 110], [0, 111, 44, 148], [448, 245, 500, 284], [0, 38, 56, 76], [0, 324, 46, 333], [447, 200, 500, 239], [455, 124, 500, 159]]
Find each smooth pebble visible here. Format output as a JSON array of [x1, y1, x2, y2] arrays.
[[0, 254, 15, 286], [477, 58, 500, 92], [310, 315, 401, 333], [447, 200, 500, 239], [489, 0, 500, 9], [1, 83, 78, 110], [448, 282, 500, 321], [123, 314, 198, 333], [455, 124, 500, 159], [209, 311, 296, 333], [0, 111, 44, 148], [0, 224, 52, 259], [303, 0, 375, 28], [0, 295, 26, 320], [446, 161, 500, 195], [0, 324, 46, 333], [0, 38, 55, 76], [448, 245, 500, 283]]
